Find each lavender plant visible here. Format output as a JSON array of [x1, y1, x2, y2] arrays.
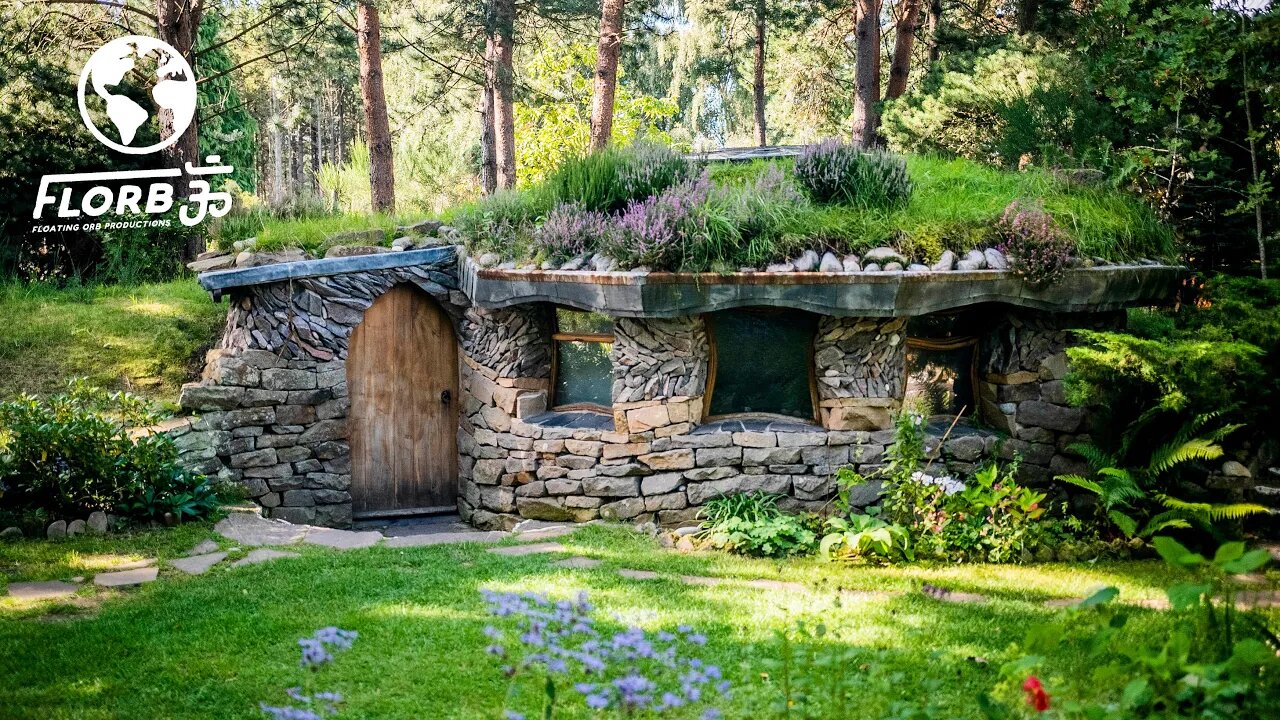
[[793, 140, 912, 208], [607, 174, 713, 271], [618, 141, 695, 203], [482, 589, 729, 719], [535, 203, 615, 262], [994, 199, 1076, 285], [260, 627, 358, 720]]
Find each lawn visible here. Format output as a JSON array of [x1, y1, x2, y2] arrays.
[[0, 522, 1231, 720], [0, 279, 224, 406]]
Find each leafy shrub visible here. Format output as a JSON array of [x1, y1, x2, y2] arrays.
[[97, 210, 195, 284], [533, 203, 614, 262], [994, 199, 1076, 284], [697, 491, 817, 558], [0, 380, 216, 522], [819, 509, 913, 562], [793, 140, 912, 208], [607, 174, 714, 271], [452, 189, 539, 257], [982, 540, 1279, 719], [618, 141, 696, 203]]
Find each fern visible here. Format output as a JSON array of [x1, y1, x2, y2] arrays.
[[1156, 494, 1272, 521], [1068, 442, 1116, 471], [1147, 437, 1223, 475]]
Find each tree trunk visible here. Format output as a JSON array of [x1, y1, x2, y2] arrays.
[[357, 0, 396, 212], [479, 84, 498, 194], [752, 0, 767, 147], [589, 0, 626, 151], [1017, 0, 1038, 34], [489, 0, 517, 188], [155, 0, 204, 259], [270, 85, 285, 206], [852, 0, 882, 148], [886, 0, 922, 100], [311, 98, 321, 195], [926, 0, 942, 67]]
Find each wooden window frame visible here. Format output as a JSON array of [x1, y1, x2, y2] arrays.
[[703, 309, 822, 425], [904, 336, 980, 417], [549, 308, 615, 414]]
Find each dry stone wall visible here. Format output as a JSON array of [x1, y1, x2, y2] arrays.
[[978, 310, 1125, 486], [814, 316, 907, 431], [173, 254, 466, 526]]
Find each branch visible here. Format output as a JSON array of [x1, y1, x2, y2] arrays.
[[41, 0, 158, 23], [196, 9, 335, 85]]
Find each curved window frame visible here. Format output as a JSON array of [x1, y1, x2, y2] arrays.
[[703, 308, 821, 424], [904, 335, 979, 418], [549, 307, 615, 414]]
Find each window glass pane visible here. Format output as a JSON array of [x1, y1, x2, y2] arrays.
[[555, 340, 614, 408], [556, 308, 614, 336], [709, 309, 816, 419], [906, 344, 976, 417]]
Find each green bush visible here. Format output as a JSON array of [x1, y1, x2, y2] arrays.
[[450, 189, 541, 257], [0, 380, 217, 523], [96, 211, 195, 284], [793, 140, 912, 208], [697, 491, 818, 558]]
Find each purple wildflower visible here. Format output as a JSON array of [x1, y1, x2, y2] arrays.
[[610, 174, 713, 271], [535, 203, 614, 261]]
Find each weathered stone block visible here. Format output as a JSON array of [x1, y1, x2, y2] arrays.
[[299, 419, 347, 444], [639, 449, 695, 471], [695, 447, 741, 467], [602, 442, 649, 460], [179, 383, 245, 411], [516, 496, 574, 521], [640, 472, 684, 495], [742, 447, 802, 466], [732, 431, 776, 448], [565, 439, 604, 457], [230, 448, 278, 469], [601, 497, 646, 520], [1017, 401, 1084, 433], [584, 476, 640, 497], [644, 493, 688, 511], [261, 368, 316, 391], [473, 459, 505, 485]]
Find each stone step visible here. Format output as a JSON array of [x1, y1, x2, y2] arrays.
[[1251, 485, 1280, 508]]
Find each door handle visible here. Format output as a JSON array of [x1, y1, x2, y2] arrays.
[[440, 389, 452, 406]]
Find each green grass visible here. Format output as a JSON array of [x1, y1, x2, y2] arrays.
[[1, 523, 1250, 719], [214, 211, 430, 256], [0, 279, 224, 406]]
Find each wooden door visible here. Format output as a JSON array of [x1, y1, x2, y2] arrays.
[[348, 285, 458, 515]]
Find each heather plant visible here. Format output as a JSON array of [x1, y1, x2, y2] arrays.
[[534, 203, 614, 262], [701, 166, 811, 268], [260, 627, 358, 720], [607, 174, 714, 271], [793, 140, 912, 208], [618, 141, 696, 204], [994, 200, 1076, 285], [451, 189, 539, 257], [482, 590, 729, 719]]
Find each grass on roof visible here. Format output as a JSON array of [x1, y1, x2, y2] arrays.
[[0, 279, 224, 406]]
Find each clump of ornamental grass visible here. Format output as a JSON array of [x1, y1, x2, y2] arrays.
[[534, 202, 614, 262], [606, 173, 714, 271], [995, 199, 1076, 285], [482, 590, 729, 719], [793, 139, 912, 208], [538, 141, 694, 214], [698, 165, 811, 269], [451, 188, 538, 257], [617, 141, 696, 203]]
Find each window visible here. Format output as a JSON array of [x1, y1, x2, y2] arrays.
[[706, 308, 818, 421], [551, 308, 615, 411], [905, 313, 978, 417]]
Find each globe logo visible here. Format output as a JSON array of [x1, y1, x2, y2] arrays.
[[76, 35, 197, 155]]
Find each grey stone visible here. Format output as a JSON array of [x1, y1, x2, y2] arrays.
[[1, 526, 22, 541], [793, 249, 821, 272], [618, 569, 661, 580], [489, 542, 567, 556], [169, 552, 228, 575], [260, 368, 316, 391], [984, 248, 1009, 270], [325, 245, 390, 259], [956, 260, 982, 271], [907, 263, 930, 272], [66, 519, 86, 536], [1223, 461, 1251, 478], [87, 511, 109, 534], [6, 581, 78, 601], [842, 255, 862, 272], [695, 447, 741, 467], [385, 530, 506, 548], [963, 249, 987, 269], [819, 252, 843, 273], [884, 262, 904, 272], [584, 476, 640, 497], [863, 262, 882, 272], [214, 512, 308, 546], [230, 548, 300, 567], [944, 435, 986, 462], [304, 529, 383, 550], [1018, 401, 1084, 433], [47, 520, 67, 540], [179, 384, 246, 411], [864, 247, 904, 264], [516, 497, 575, 521], [554, 556, 603, 569], [641, 472, 684, 495], [190, 539, 220, 555], [94, 567, 159, 587], [931, 250, 957, 271], [766, 261, 796, 272], [600, 497, 647, 520]]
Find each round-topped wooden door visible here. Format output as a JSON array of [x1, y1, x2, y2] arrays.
[[348, 285, 458, 517]]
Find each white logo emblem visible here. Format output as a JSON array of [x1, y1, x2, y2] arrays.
[[77, 35, 197, 155]]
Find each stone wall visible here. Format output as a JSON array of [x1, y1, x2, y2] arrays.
[[814, 316, 907, 431], [610, 316, 709, 434], [977, 310, 1124, 486], [173, 254, 465, 526]]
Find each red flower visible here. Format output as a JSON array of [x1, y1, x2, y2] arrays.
[[1023, 676, 1051, 712]]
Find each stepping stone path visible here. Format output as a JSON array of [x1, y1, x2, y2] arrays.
[[214, 513, 309, 547], [488, 542, 567, 557], [921, 583, 988, 604], [618, 569, 660, 580], [111, 559, 156, 571], [169, 552, 228, 576], [6, 581, 79, 601], [94, 567, 159, 588], [554, 557, 603, 569], [190, 539, 220, 555], [385, 530, 507, 548], [304, 529, 383, 550], [231, 548, 300, 567]]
